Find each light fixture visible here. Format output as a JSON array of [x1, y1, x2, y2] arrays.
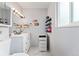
[[12, 8, 25, 18]]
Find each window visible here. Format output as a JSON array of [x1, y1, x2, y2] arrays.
[[57, 2, 79, 27], [58, 2, 71, 27], [73, 2, 79, 22]]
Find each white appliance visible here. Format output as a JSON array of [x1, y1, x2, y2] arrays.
[[39, 34, 47, 52], [0, 27, 10, 56], [10, 33, 30, 56]]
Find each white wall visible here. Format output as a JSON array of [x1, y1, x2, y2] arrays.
[[12, 8, 47, 47], [52, 27, 79, 56], [47, 2, 56, 55]]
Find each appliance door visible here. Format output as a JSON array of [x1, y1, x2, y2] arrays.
[[0, 27, 10, 56], [0, 40, 10, 56]]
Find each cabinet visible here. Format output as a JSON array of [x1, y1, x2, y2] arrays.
[[39, 34, 47, 51], [10, 33, 30, 54], [0, 2, 12, 26], [0, 27, 10, 56], [0, 40, 10, 56]]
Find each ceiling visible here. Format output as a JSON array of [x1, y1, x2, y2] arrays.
[[17, 2, 51, 9]]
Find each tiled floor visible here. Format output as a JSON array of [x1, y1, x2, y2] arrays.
[[27, 47, 52, 56]]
